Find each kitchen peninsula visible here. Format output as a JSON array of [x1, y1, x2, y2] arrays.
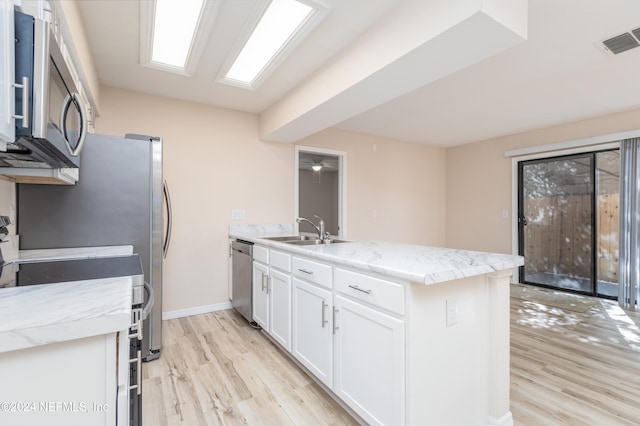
[[230, 224, 524, 426]]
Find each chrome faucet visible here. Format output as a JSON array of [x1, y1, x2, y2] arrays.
[[296, 215, 326, 240]]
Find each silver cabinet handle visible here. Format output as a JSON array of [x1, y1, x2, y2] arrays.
[[13, 77, 29, 128], [298, 268, 314, 275], [60, 92, 87, 156], [333, 307, 339, 334], [321, 300, 328, 328], [129, 350, 142, 396], [348, 284, 372, 295], [261, 273, 267, 291]]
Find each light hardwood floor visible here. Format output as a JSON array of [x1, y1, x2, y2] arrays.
[[143, 294, 640, 425]]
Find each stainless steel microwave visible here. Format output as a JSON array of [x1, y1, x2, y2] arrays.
[[0, 11, 87, 169]]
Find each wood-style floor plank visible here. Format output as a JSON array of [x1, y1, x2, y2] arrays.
[[510, 293, 640, 426], [143, 293, 640, 425]]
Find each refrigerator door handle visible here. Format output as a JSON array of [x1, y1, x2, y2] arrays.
[[142, 281, 154, 320], [163, 180, 172, 258]]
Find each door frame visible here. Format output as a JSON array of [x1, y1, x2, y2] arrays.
[[509, 140, 621, 283], [517, 152, 598, 295], [294, 145, 348, 238]]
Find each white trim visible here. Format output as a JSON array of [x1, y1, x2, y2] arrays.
[[504, 129, 638, 158], [215, 0, 329, 90], [139, 0, 220, 76], [295, 145, 348, 238], [509, 132, 624, 284], [162, 301, 232, 320], [490, 411, 514, 426]]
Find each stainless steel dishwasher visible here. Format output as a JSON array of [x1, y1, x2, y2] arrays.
[[231, 239, 254, 323]]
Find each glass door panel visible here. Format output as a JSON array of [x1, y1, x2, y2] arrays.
[[519, 154, 594, 293]]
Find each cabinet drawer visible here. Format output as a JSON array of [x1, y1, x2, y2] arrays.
[[253, 245, 269, 264], [292, 257, 332, 289], [270, 250, 291, 272], [335, 268, 405, 315]]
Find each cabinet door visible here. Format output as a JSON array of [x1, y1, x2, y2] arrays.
[[292, 277, 333, 387], [0, 0, 15, 144], [252, 261, 269, 329], [269, 268, 291, 351], [334, 295, 405, 426]]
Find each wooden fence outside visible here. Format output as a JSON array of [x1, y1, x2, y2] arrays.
[[524, 193, 619, 283]]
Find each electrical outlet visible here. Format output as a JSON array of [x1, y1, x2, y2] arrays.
[[372, 209, 377, 218], [446, 298, 458, 326], [502, 210, 509, 219], [231, 209, 246, 220]]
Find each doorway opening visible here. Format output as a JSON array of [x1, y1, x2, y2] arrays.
[[517, 149, 620, 298], [295, 146, 347, 238]]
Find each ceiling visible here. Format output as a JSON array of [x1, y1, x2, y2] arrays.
[[76, 0, 640, 147]]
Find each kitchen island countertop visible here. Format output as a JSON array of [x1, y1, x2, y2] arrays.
[[229, 225, 524, 285]]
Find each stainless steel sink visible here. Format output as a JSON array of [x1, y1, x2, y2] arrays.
[[263, 235, 314, 241], [263, 235, 347, 245], [284, 239, 348, 245]]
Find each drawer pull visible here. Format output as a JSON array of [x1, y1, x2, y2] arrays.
[[348, 284, 372, 295], [298, 268, 314, 275]]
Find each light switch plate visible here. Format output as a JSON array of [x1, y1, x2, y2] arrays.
[[231, 209, 246, 220], [446, 298, 458, 326]]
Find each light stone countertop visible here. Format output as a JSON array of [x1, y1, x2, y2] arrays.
[[15, 245, 134, 263], [229, 224, 524, 285], [0, 245, 136, 354], [0, 277, 133, 353]]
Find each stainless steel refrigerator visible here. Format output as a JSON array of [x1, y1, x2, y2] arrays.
[[17, 133, 171, 362]]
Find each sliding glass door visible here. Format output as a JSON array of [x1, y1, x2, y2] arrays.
[[518, 150, 619, 298]]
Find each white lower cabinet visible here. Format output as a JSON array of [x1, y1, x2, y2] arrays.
[[269, 268, 292, 351], [292, 277, 333, 388], [264, 252, 407, 424], [0, 332, 127, 426], [252, 248, 292, 350], [252, 261, 269, 329], [334, 295, 405, 426]]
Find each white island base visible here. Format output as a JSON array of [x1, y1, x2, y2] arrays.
[[230, 227, 521, 425], [404, 270, 512, 425]]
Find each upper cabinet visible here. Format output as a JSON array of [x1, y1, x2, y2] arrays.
[[0, 0, 15, 147]]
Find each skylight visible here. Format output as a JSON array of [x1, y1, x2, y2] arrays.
[[224, 0, 316, 85], [151, 0, 205, 69]]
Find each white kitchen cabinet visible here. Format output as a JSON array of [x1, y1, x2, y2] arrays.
[[334, 295, 405, 426], [0, 0, 14, 146], [252, 260, 269, 329], [252, 247, 292, 351], [0, 331, 128, 426], [292, 277, 333, 388], [268, 268, 291, 351]]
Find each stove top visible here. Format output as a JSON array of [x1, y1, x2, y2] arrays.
[[0, 255, 144, 289]]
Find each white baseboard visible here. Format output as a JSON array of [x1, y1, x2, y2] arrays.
[[490, 411, 514, 426], [162, 301, 233, 320]]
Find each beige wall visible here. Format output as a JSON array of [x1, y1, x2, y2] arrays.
[[95, 87, 294, 313], [95, 89, 447, 313], [445, 107, 640, 254], [297, 129, 446, 246]]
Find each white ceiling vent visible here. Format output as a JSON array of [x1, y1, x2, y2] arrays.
[[601, 28, 640, 55]]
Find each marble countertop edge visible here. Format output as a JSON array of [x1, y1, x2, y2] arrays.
[[0, 312, 131, 354], [229, 231, 524, 285]]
